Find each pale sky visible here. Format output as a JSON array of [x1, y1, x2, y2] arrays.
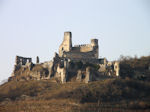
[[0, 0, 150, 81]]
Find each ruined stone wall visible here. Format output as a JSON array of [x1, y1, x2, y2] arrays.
[[63, 50, 97, 60], [41, 61, 53, 79], [56, 66, 67, 83], [12, 56, 32, 76], [62, 46, 98, 61], [73, 44, 93, 52], [61, 57, 103, 64], [85, 67, 92, 83], [114, 62, 120, 76], [15, 56, 32, 65]]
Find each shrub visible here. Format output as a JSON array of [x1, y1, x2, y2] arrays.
[[76, 61, 83, 69]]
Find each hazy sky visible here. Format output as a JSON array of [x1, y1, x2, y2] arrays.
[[0, 0, 150, 81]]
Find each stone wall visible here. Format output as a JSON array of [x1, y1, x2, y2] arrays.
[[41, 61, 53, 79], [56, 65, 67, 83], [63, 50, 98, 60], [15, 56, 32, 65], [11, 56, 32, 76], [85, 67, 92, 83], [114, 61, 120, 76], [73, 44, 93, 52], [64, 45, 98, 60], [61, 57, 105, 65]]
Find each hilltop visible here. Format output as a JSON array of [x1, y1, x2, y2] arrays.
[[1, 55, 150, 111]]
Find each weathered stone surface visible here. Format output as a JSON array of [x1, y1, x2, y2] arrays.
[[85, 67, 92, 83], [56, 63, 68, 83], [76, 70, 82, 81], [42, 61, 53, 79], [114, 61, 120, 76]]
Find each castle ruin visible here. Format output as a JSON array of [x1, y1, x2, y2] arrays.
[[10, 32, 120, 83]]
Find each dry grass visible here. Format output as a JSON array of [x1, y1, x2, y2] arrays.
[[0, 99, 79, 112], [1, 100, 150, 112], [0, 79, 150, 112]]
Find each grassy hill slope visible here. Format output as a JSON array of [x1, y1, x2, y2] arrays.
[[0, 78, 150, 112]]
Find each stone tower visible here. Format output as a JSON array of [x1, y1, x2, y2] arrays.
[[91, 39, 99, 59], [59, 32, 72, 57]]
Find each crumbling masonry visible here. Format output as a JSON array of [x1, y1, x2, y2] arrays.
[[10, 32, 120, 83]]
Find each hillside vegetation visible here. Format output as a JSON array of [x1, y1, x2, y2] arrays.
[[0, 78, 150, 112], [119, 55, 150, 80]]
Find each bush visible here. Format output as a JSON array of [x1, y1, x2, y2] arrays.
[[76, 61, 83, 69], [54, 79, 150, 103], [69, 61, 75, 69], [119, 55, 150, 80], [129, 101, 150, 109]]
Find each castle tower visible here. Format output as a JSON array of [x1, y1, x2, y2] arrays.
[[91, 39, 99, 59], [91, 39, 98, 47], [59, 32, 72, 57]]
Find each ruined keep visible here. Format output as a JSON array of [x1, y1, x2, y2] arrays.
[[10, 32, 120, 83], [59, 32, 99, 62]]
